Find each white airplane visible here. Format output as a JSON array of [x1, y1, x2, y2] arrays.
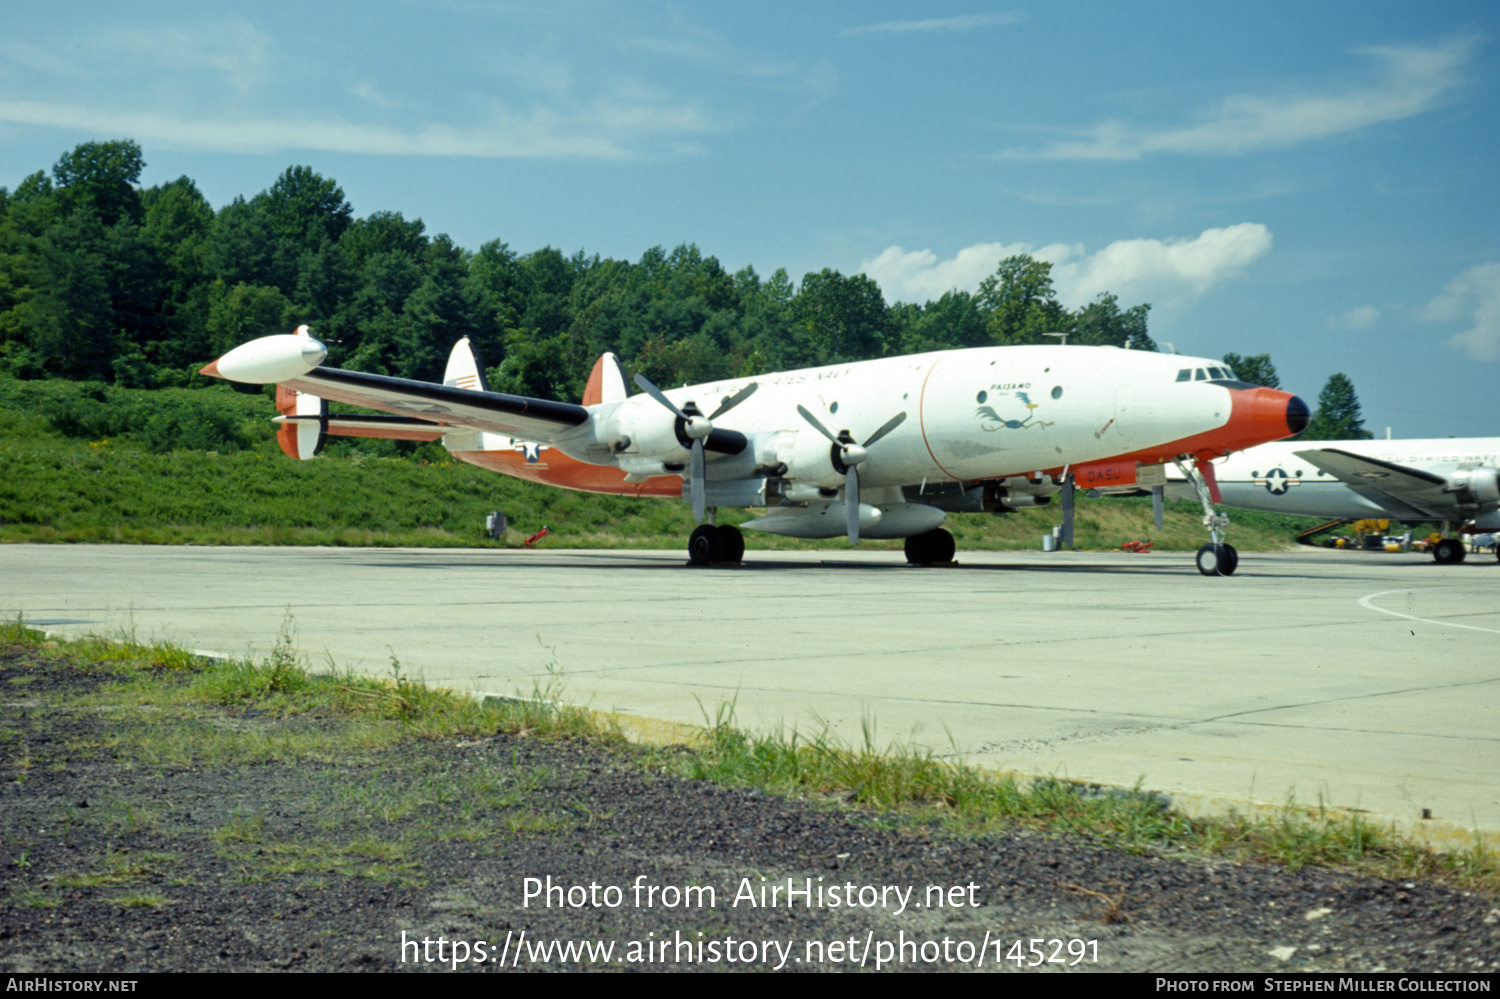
[[202, 328, 1308, 576], [1164, 437, 1500, 564]]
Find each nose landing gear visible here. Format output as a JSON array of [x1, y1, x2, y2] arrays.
[[1177, 457, 1238, 577]]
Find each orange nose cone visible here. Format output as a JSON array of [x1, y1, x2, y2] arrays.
[[1225, 387, 1309, 450]]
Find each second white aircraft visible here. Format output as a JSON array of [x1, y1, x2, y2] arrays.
[[1166, 437, 1500, 563]]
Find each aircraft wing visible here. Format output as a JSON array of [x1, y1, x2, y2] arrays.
[[200, 331, 590, 443], [1292, 448, 1450, 520], [277, 367, 590, 443]]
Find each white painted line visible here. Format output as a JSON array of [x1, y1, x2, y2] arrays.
[[1357, 588, 1500, 635]]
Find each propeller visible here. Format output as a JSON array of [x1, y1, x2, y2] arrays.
[[632, 373, 758, 523], [796, 405, 907, 545]]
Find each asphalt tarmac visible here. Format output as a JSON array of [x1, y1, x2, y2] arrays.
[[5, 543, 1496, 840]]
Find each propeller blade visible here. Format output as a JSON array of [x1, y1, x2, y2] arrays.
[[690, 440, 706, 523], [846, 464, 860, 546], [796, 404, 840, 444], [862, 411, 907, 448], [633, 373, 688, 420], [710, 382, 758, 420]]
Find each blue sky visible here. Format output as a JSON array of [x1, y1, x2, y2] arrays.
[[2, 1, 1496, 437]]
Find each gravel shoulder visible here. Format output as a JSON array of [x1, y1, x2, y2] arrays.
[[1, 649, 1497, 974]]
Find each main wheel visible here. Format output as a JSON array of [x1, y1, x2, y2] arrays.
[[1432, 538, 1466, 564], [688, 524, 725, 565], [1196, 543, 1237, 576], [905, 528, 955, 565], [716, 524, 745, 564]]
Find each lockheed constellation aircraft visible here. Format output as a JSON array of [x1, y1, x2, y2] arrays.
[[203, 329, 1308, 576]]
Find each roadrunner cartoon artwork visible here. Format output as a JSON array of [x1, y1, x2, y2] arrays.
[[977, 391, 1055, 431]]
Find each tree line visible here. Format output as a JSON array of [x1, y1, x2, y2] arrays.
[[0, 139, 1366, 438]]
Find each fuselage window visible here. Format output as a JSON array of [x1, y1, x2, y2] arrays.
[[976, 391, 987, 404]]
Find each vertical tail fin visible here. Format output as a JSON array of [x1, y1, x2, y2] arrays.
[[274, 385, 327, 460], [443, 337, 491, 392], [582, 352, 628, 405]]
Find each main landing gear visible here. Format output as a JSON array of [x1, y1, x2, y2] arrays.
[[1431, 537, 1467, 565], [904, 528, 956, 565], [687, 522, 744, 565], [1176, 458, 1238, 577]]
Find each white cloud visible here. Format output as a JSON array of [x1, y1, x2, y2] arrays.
[[107, 20, 272, 94], [0, 13, 728, 161], [861, 224, 1273, 307], [1330, 306, 1380, 329], [998, 38, 1476, 161], [0, 96, 711, 160], [843, 13, 1024, 36], [1424, 262, 1500, 362]]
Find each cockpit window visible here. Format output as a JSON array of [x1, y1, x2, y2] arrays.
[[1195, 368, 1206, 380], [1176, 369, 1191, 382], [1208, 367, 1226, 379]]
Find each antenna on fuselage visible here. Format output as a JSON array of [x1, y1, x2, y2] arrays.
[[1044, 333, 1070, 346]]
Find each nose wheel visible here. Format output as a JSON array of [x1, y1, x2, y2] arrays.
[[1195, 542, 1239, 576]]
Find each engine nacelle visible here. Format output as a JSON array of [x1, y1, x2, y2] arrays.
[[782, 427, 847, 489], [1445, 465, 1500, 510], [606, 398, 693, 463]]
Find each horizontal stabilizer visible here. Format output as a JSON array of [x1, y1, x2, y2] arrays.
[[274, 413, 445, 443], [204, 331, 592, 444], [280, 367, 590, 441]]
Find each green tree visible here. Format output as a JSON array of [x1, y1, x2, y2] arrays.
[[1073, 292, 1154, 351], [340, 210, 427, 269], [1303, 372, 1372, 440], [1222, 352, 1280, 388], [204, 280, 294, 355], [20, 211, 116, 380], [792, 268, 889, 364], [976, 255, 1068, 346], [52, 140, 145, 227], [894, 291, 988, 354], [252, 166, 353, 249]]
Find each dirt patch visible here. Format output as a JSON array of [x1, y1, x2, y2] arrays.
[[1, 649, 1497, 973]]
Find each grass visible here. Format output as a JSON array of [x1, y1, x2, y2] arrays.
[[4, 617, 1495, 898]]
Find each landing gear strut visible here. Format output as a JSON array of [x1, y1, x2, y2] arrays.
[[1176, 457, 1237, 577]]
